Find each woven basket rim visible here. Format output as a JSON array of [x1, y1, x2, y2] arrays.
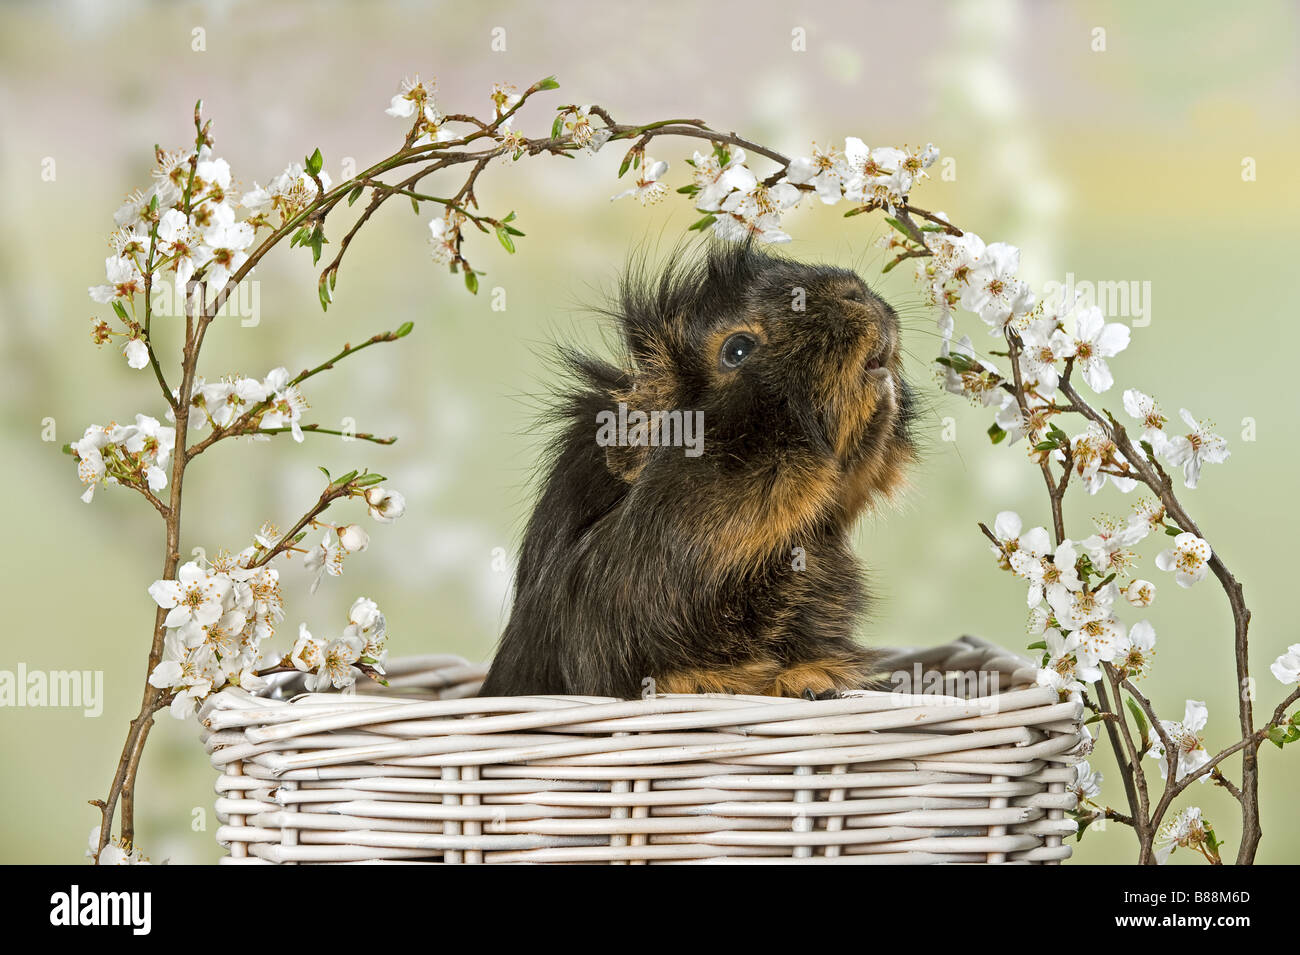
[[200, 635, 1085, 865]]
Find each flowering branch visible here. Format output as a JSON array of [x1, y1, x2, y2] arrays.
[[75, 70, 1297, 866]]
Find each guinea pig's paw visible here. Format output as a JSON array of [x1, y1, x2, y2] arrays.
[[802, 687, 842, 701]]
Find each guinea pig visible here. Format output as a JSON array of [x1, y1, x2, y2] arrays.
[[479, 239, 916, 699]]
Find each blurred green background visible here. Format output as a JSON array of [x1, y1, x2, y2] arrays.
[[1, 0, 1296, 864]]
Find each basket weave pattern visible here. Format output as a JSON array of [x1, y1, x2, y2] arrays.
[[200, 636, 1086, 864]]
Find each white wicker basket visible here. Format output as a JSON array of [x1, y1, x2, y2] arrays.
[[199, 635, 1087, 864]]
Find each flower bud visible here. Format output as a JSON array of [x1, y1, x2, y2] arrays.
[[365, 486, 406, 523], [336, 524, 370, 554]]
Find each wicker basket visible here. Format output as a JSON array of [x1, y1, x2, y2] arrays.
[[198, 636, 1087, 864]]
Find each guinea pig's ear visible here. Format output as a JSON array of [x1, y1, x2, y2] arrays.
[[603, 381, 649, 483]]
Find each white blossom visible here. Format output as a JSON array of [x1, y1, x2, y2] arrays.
[[1122, 389, 1167, 452], [148, 561, 232, 629], [1155, 532, 1212, 588], [308, 635, 364, 691], [1160, 409, 1229, 489], [1010, 535, 1082, 608], [1073, 612, 1126, 676], [1114, 619, 1157, 679], [1079, 519, 1141, 578], [194, 204, 255, 288], [1048, 580, 1118, 632], [1124, 578, 1156, 608], [1155, 807, 1210, 864], [259, 367, 308, 441], [1018, 316, 1061, 395], [89, 255, 145, 304], [611, 158, 669, 205], [291, 623, 325, 673], [1049, 306, 1129, 393], [959, 241, 1034, 332], [1148, 699, 1211, 783], [1270, 643, 1300, 685], [1069, 760, 1103, 802], [715, 179, 801, 244], [940, 335, 1003, 406], [786, 142, 852, 204]]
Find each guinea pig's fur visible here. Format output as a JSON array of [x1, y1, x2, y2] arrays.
[[479, 239, 917, 699]]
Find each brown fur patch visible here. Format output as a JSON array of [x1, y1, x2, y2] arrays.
[[765, 656, 875, 697], [655, 660, 782, 695], [696, 456, 842, 578], [836, 437, 915, 522]]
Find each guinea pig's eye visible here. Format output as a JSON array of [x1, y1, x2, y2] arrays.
[[719, 332, 759, 370]]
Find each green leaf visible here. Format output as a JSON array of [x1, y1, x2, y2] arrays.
[[352, 472, 388, 487], [676, 184, 700, 195], [464, 270, 479, 295], [1033, 440, 1058, 452], [883, 217, 914, 237], [318, 466, 331, 480], [536, 75, 560, 91], [843, 206, 871, 218], [1125, 696, 1150, 752], [503, 225, 525, 236], [1204, 825, 1221, 853], [550, 115, 564, 139], [306, 148, 323, 176], [940, 352, 976, 373], [305, 225, 327, 265], [111, 301, 129, 322], [618, 152, 633, 178], [317, 272, 332, 312], [1026, 640, 1047, 651], [496, 228, 516, 254], [1165, 525, 1182, 536], [1268, 725, 1287, 749], [347, 184, 364, 206], [61, 443, 74, 455], [987, 423, 1007, 445], [395, 321, 414, 338], [411, 196, 420, 215], [687, 214, 717, 232]]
